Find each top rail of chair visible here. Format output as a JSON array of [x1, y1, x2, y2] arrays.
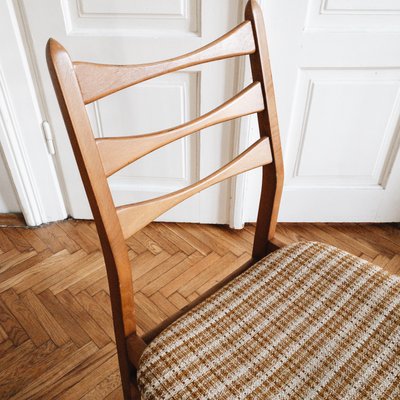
[[73, 21, 255, 104]]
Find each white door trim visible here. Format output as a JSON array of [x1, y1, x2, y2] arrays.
[[0, 69, 44, 225], [0, 0, 67, 225]]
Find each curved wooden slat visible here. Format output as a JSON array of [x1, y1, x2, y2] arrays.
[[117, 137, 272, 239], [96, 82, 264, 177], [74, 21, 255, 104]]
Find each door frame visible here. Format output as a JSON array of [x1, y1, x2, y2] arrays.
[[0, 0, 67, 226]]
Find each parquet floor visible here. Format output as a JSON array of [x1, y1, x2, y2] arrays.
[[0, 221, 399, 399]]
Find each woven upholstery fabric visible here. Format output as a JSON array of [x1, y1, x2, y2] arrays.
[[138, 242, 400, 399]]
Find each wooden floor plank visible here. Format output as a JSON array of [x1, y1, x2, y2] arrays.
[[155, 223, 196, 255], [0, 322, 8, 342], [86, 276, 110, 297], [76, 291, 115, 341], [46, 224, 82, 254], [0, 339, 34, 372], [37, 343, 115, 400], [38, 289, 91, 347], [0, 249, 30, 274], [9, 342, 98, 400], [149, 253, 205, 299], [18, 229, 48, 253], [30, 226, 65, 254], [68, 264, 107, 296], [149, 292, 179, 317], [179, 223, 233, 257], [57, 291, 111, 348], [0, 213, 26, 227], [196, 252, 251, 295], [0, 221, 398, 399], [159, 251, 221, 298], [1, 289, 50, 346], [93, 291, 112, 317], [57, 222, 99, 254], [0, 339, 14, 357], [57, 352, 119, 400], [202, 224, 250, 256], [141, 224, 180, 255], [30, 250, 88, 294], [125, 235, 147, 255], [0, 229, 15, 252], [21, 290, 70, 347], [132, 231, 163, 255], [0, 250, 70, 294], [70, 222, 101, 249], [1, 229, 32, 253], [0, 250, 52, 290], [168, 292, 189, 309], [134, 251, 187, 294], [130, 250, 170, 281], [49, 252, 103, 295], [104, 387, 124, 400], [178, 252, 236, 298], [80, 368, 121, 400], [385, 254, 400, 275], [166, 223, 211, 256], [0, 301, 29, 346], [0, 340, 63, 399]]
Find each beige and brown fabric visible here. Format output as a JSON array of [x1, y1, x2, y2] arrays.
[[138, 241, 400, 399]]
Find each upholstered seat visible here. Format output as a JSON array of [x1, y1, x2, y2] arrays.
[[138, 242, 400, 399]]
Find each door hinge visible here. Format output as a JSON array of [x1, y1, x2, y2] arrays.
[[42, 120, 56, 155]]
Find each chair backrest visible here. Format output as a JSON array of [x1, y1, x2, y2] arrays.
[[46, 1, 283, 397]]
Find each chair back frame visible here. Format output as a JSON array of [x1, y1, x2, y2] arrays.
[[46, 1, 283, 398]]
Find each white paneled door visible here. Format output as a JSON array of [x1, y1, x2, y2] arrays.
[[244, 0, 400, 223], [20, 0, 243, 222]]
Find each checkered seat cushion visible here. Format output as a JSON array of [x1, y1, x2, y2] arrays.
[[137, 242, 400, 399]]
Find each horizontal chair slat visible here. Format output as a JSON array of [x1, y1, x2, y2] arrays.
[[74, 21, 255, 104], [116, 137, 272, 239], [96, 82, 264, 177]]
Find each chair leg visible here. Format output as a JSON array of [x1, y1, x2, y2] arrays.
[[117, 346, 136, 399], [130, 370, 141, 399]]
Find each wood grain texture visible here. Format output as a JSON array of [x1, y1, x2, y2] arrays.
[[117, 137, 272, 239], [96, 82, 264, 177], [0, 221, 398, 399], [0, 214, 26, 227], [246, 0, 284, 260], [46, 39, 136, 399], [74, 21, 255, 104]]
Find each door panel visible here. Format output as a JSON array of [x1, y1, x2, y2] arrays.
[[61, 0, 200, 36], [306, 0, 400, 32], [20, 0, 242, 222], [286, 69, 400, 188], [244, 0, 400, 222]]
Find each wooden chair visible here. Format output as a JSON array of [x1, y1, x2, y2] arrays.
[[47, 1, 400, 399]]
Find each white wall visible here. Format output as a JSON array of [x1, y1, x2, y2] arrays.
[[0, 149, 20, 212]]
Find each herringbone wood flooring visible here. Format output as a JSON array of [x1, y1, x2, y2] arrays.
[[0, 221, 399, 399]]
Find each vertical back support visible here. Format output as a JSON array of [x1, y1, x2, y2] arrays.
[[246, 0, 284, 260], [46, 41, 137, 399]]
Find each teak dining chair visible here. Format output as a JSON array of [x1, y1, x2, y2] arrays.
[[47, 1, 399, 399]]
